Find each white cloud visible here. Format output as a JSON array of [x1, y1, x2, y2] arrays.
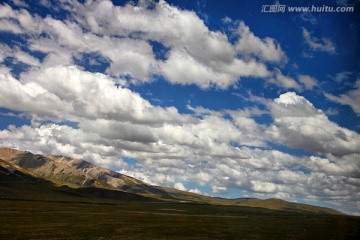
[[11, 0, 29, 8], [0, 44, 41, 67], [270, 68, 302, 90], [39, 0, 51, 8], [160, 48, 269, 89], [329, 71, 352, 83], [251, 181, 277, 193], [300, 13, 317, 24], [0, 3, 43, 33], [72, 0, 235, 64], [302, 27, 336, 54], [222, 16, 232, 24], [235, 21, 287, 63], [0, 1, 291, 89], [174, 182, 187, 191], [298, 74, 318, 90], [325, 79, 360, 115], [153, 114, 266, 152], [189, 188, 205, 195], [58, 0, 272, 88], [0, 71, 73, 120], [27, 16, 157, 81], [0, 19, 23, 33], [8, 65, 191, 124], [306, 154, 360, 177], [212, 186, 227, 194], [187, 105, 224, 117], [268, 92, 360, 156], [1, 120, 359, 213], [0, 4, 16, 18]]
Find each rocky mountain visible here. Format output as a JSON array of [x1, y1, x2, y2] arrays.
[[0, 157, 155, 203], [0, 148, 174, 198], [0, 147, 344, 215]]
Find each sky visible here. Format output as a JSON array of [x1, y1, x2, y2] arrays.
[[0, 0, 359, 214]]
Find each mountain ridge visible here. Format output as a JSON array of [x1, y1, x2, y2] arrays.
[[0, 147, 344, 215]]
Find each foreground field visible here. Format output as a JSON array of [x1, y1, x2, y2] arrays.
[[0, 199, 359, 240]]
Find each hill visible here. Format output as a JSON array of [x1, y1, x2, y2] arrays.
[[0, 147, 344, 215]]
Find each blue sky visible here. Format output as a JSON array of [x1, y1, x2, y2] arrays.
[[0, 0, 359, 214]]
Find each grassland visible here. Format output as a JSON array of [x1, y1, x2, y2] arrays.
[[0, 198, 359, 240]]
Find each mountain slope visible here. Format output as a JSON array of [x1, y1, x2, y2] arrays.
[[0, 157, 156, 203], [0, 147, 174, 199], [46, 154, 173, 198], [0, 147, 344, 215]]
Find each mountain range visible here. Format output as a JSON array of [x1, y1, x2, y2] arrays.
[[0, 147, 343, 215]]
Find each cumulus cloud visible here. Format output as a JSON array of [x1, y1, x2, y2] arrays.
[[0, 71, 72, 120], [71, 0, 236, 66], [268, 92, 360, 156], [0, 65, 192, 124], [153, 114, 267, 151], [28, 16, 157, 80], [235, 21, 287, 63], [160, 48, 269, 89], [306, 154, 360, 177], [1, 119, 359, 213], [0, 1, 278, 88]]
